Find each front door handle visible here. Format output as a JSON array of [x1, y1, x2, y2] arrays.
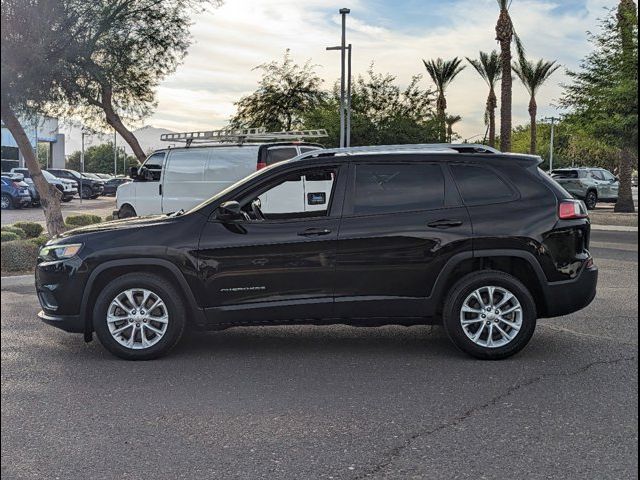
[[427, 219, 463, 229], [298, 228, 332, 237]]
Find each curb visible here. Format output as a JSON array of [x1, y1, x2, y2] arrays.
[[591, 224, 638, 232], [0, 275, 34, 288]]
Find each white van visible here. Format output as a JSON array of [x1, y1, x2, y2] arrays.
[[115, 142, 324, 218]]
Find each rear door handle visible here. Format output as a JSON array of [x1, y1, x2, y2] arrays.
[[427, 219, 463, 229], [298, 228, 332, 237]]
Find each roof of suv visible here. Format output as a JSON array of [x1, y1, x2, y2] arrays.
[[293, 144, 542, 164]]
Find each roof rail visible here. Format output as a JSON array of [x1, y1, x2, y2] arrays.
[[295, 143, 500, 160], [160, 128, 328, 146]]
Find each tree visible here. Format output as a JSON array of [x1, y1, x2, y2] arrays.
[[66, 143, 137, 175], [445, 115, 463, 143], [466, 51, 502, 147], [231, 51, 325, 132], [54, 0, 220, 163], [303, 67, 439, 147], [560, 1, 638, 212], [1, 0, 70, 235], [422, 57, 465, 142], [495, 0, 524, 152], [512, 55, 560, 154]]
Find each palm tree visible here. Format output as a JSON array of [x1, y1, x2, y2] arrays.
[[512, 55, 560, 154], [445, 115, 462, 143], [495, 0, 524, 152], [466, 51, 502, 148], [422, 57, 466, 142]]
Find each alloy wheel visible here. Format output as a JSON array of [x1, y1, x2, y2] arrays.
[[106, 288, 169, 350], [460, 286, 523, 348]]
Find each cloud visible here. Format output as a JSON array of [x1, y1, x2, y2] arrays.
[[90, 0, 612, 140]]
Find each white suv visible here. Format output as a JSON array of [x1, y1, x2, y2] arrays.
[[115, 143, 324, 218], [11, 168, 78, 202]]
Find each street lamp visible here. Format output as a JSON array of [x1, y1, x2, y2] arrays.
[[542, 116, 560, 172], [326, 8, 352, 148]]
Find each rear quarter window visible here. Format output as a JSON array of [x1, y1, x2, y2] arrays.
[[450, 164, 516, 205]]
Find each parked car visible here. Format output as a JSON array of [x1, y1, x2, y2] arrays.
[[1, 175, 32, 209], [47, 168, 104, 199], [36, 144, 597, 361], [95, 173, 114, 180], [103, 177, 132, 196], [115, 141, 323, 218], [11, 168, 77, 202], [551, 167, 619, 210]]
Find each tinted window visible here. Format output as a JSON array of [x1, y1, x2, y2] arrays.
[[601, 170, 616, 181], [266, 147, 298, 166], [590, 170, 606, 181], [300, 147, 322, 154], [552, 170, 579, 179], [451, 164, 514, 204], [15, 169, 31, 178], [353, 163, 444, 215]]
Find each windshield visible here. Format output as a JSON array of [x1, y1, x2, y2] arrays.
[[187, 162, 282, 214], [42, 170, 56, 181]]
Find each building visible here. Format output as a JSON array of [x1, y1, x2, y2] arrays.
[[1, 115, 65, 172]]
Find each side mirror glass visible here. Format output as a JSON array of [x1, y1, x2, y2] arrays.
[[217, 201, 243, 221], [129, 166, 139, 179]]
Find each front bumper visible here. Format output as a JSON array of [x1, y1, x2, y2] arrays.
[[38, 310, 84, 333], [543, 264, 598, 318]]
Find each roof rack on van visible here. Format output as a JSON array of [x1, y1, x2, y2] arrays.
[[160, 128, 329, 146], [295, 143, 501, 160]]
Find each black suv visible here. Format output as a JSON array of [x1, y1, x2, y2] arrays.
[[47, 168, 104, 199], [36, 145, 598, 360]]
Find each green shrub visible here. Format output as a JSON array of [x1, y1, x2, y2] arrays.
[[28, 235, 50, 248], [104, 214, 114, 222], [0, 240, 39, 272], [1, 231, 20, 242], [1, 226, 26, 239], [12, 221, 44, 238], [65, 214, 103, 227]]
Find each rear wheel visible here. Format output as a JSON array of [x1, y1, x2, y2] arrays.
[[1, 194, 12, 210], [585, 190, 598, 210], [93, 273, 186, 360], [118, 204, 136, 218], [61, 196, 73, 203], [442, 270, 537, 360]]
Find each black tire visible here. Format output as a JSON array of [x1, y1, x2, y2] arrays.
[[93, 273, 186, 360], [585, 190, 598, 210], [119, 204, 137, 218], [90, 194, 100, 199], [81, 187, 93, 199], [1, 193, 13, 210], [442, 270, 537, 360], [61, 196, 73, 203]]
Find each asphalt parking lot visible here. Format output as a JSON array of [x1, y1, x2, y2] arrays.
[[1, 230, 637, 480], [0, 196, 117, 226]]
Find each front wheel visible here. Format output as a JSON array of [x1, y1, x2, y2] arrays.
[[118, 204, 136, 218], [442, 271, 537, 360], [93, 273, 186, 360], [80, 187, 93, 199]]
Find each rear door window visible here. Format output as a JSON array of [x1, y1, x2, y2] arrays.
[[590, 170, 606, 181], [551, 170, 579, 179], [450, 164, 515, 205], [265, 147, 299, 166], [351, 163, 445, 215]]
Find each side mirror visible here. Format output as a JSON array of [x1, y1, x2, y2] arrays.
[[129, 166, 139, 179], [217, 201, 243, 221], [614, 177, 620, 183]]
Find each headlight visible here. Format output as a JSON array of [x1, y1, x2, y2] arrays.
[[40, 243, 83, 261]]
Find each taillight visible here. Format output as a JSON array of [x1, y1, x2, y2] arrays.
[[559, 200, 588, 220], [256, 162, 267, 170], [12, 181, 21, 188]]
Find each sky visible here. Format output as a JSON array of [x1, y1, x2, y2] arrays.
[[88, 0, 618, 142]]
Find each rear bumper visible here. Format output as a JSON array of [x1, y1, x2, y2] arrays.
[[38, 310, 83, 333], [543, 265, 598, 318]]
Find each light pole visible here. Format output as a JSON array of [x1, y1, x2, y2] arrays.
[[543, 116, 560, 172], [80, 129, 85, 204], [114, 128, 117, 175], [326, 8, 352, 148]]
